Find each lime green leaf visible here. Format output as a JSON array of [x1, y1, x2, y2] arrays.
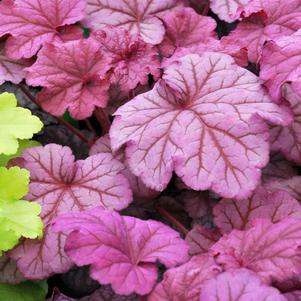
[[0, 167, 29, 201], [0, 167, 43, 253], [0, 93, 43, 155], [0, 281, 47, 301], [0, 200, 43, 239], [0, 224, 19, 253], [0, 140, 41, 167]]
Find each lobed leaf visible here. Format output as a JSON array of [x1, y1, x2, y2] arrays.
[[53, 207, 189, 295], [0, 93, 43, 155], [110, 53, 291, 198], [9, 144, 132, 279], [0, 0, 85, 59]]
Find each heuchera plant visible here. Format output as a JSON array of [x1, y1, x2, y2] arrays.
[[2, 0, 301, 300]]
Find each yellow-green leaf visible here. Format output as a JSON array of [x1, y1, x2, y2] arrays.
[[0, 93, 43, 155]]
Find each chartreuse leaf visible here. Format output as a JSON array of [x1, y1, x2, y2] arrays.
[[0, 93, 43, 155], [0, 167, 43, 254], [0, 281, 47, 301], [0, 139, 41, 167]]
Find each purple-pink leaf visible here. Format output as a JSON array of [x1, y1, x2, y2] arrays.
[[26, 39, 111, 119], [209, 0, 251, 22], [163, 38, 248, 68], [210, 218, 301, 284], [270, 84, 301, 163], [85, 0, 184, 45], [225, 0, 301, 63], [213, 186, 301, 233], [53, 207, 189, 295], [93, 26, 160, 92], [110, 53, 292, 198], [0, 41, 32, 85], [9, 144, 132, 279], [148, 254, 221, 301], [200, 268, 287, 301], [283, 291, 301, 301], [0, 0, 85, 59], [159, 7, 217, 57], [260, 31, 301, 101], [264, 176, 301, 202], [186, 225, 221, 256]]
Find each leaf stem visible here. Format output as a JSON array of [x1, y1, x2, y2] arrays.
[[18, 84, 93, 146], [94, 108, 111, 134], [84, 119, 97, 137], [156, 206, 189, 235]]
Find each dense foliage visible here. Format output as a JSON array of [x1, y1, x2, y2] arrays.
[[1, 0, 301, 300]]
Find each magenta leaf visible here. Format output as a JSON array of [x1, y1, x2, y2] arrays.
[[213, 186, 301, 233], [0, 0, 85, 59], [260, 31, 301, 101], [200, 268, 286, 301], [186, 225, 221, 256], [225, 0, 301, 63], [110, 53, 292, 198], [159, 7, 217, 57], [9, 144, 132, 279], [26, 39, 111, 119], [210, 218, 301, 284], [93, 26, 160, 92], [0, 41, 32, 85], [52, 207, 189, 295], [209, 0, 251, 22], [85, 0, 184, 44], [148, 254, 221, 301], [0, 254, 24, 284]]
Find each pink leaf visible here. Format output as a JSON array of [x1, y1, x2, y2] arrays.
[[0, 41, 32, 85], [148, 254, 221, 301], [90, 135, 158, 200], [159, 7, 217, 57], [186, 225, 221, 256], [283, 291, 301, 301], [210, 218, 301, 284], [85, 0, 184, 45], [93, 26, 160, 92], [110, 53, 292, 198], [213, 186, 301, 233], [225, 0, 301, 63], [200, 268, 287, 301], [270, 84, 301, 163], [209, 0, 251, 22], [0, 0, 85, 59], [260, 32, 301, 101], [52, 207, 189, 295], [9, 144, 132, 279], [0, 254, 24, 284], [162, 38, 248, 68], [25, 39, 111, 120]]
